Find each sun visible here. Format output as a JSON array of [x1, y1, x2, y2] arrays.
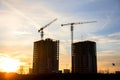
[[0, 57, 21, 72]]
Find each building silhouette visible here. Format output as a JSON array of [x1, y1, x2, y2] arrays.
[[32, 38, 59, 74], [72, 41, 97, 73]]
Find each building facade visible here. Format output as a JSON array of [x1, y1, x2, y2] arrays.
[[72, 41, 97, 73], [33, 38, 59, 74]]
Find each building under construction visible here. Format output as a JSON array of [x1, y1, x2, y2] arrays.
[[72, 41, 97, 73], [32, 38, 59, 74]]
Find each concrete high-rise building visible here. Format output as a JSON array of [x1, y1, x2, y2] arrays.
[[72, 41, 97, 73], [32, 38, 59, 74]]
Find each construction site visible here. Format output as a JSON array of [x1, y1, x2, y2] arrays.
[[0, 18, 119, 80]]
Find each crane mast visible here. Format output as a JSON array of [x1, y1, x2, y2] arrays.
[[38, 18, 57, 40], [61, 21, 97, 72]]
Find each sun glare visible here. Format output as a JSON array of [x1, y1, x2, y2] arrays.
[[0, 57, 21, 72]]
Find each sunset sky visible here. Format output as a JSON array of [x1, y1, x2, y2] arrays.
[[0, 0, 120, 73]]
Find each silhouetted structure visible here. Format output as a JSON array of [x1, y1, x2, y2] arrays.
[[72, 41, 97, 73], [64, 69, 70, 73], [32, 38, 59, 74]]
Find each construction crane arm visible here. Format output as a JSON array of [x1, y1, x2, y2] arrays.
[[77, 21, 97, 24], [38, 18, 57, 40], [61, 23, 74, 26], [61, 21, 97, 26], [38, 18, 57, 32]]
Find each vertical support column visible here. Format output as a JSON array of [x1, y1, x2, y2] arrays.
[[57, 40, 59, 71], [71, 25, 74, 73]]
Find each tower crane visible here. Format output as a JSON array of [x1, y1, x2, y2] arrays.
[[61, 21, 97, 44], [38, 18, 57, 40], [61, 21, 97, 72]]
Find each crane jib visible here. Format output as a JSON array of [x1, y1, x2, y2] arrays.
[[38, 18, 57, 40]]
